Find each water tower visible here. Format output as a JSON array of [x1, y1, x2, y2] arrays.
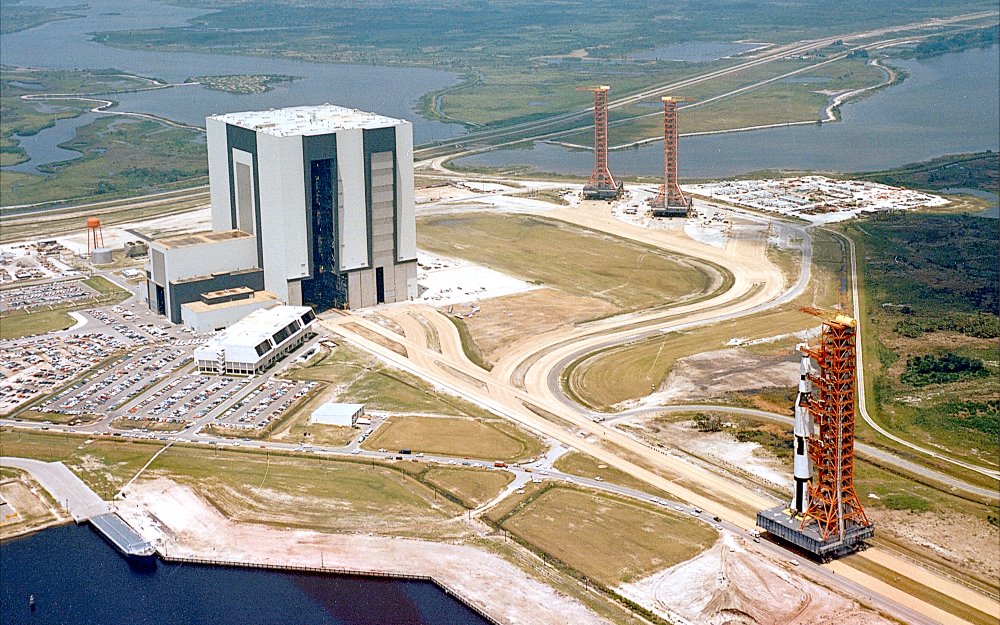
[[86, 217, 104, 254]]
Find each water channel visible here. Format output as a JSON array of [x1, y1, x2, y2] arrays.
[[458, 44, 1000, 179], [1, 524, 491, 625]]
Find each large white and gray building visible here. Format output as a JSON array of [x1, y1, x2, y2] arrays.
[[147, 104, 418, 323]]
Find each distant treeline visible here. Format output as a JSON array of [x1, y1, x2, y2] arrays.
[[855, 151, 999, 194], [904, 24, 999, 59]]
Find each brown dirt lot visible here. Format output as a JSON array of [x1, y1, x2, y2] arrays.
[[871, 508, 1000, 583], [0, 472, 66, 539], [459, 288, 616, 363]]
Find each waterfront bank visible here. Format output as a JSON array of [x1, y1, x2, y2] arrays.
[[1, 524, 494, 625]]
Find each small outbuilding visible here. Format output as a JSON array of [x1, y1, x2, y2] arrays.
[[309, 403, 365, 427]]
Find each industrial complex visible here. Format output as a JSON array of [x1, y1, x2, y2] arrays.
[[2, 80, 996, 625]]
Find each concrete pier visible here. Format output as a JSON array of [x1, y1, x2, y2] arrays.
[[1, 456, 153, 557]]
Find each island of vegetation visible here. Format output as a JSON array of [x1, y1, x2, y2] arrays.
[[186, 74, 298, 95]]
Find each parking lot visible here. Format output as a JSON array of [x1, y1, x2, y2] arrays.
[[215, 380, 318, 429], [0, 333, 127, 415], [124, 374, 254, 424], [0, 280, 96, 313], [39, 347, 191, 417]]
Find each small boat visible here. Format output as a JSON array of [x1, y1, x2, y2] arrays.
[[29, 594, 35, 609]]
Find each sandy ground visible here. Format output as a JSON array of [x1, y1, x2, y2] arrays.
[[117, 478, 610, 625], [416, 252, 538, 307], [0, 474, 68, 540], [871, 508, 1000, 582], [643, 346, 799, 406], [460, 288, 617, 363], [619, 532, 895, 625], [626, 417, 792, 490]]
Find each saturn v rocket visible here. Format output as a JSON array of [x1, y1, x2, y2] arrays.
[[792, 343, 813, 514]]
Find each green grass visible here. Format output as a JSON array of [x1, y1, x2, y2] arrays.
[[493, 486, 716, 586], [565, 227, 842, 409], [1, 117, 207, 207], [422, 467, 513, 508], [0, 430, 469, 538], [285, 342, 498, 419], [90, 0, 996, 130], [150, 448, 466, 536], [553, 452, 677, 502], [362, 415, 544, 462], [418, 213, 715, 313], [446, 315, 492, 371], [0, 276, 131, 339]]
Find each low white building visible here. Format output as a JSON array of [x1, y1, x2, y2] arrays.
[[181, 287, 279, 332], [309, 403, 365, 427], [193, 305, 316, 375]]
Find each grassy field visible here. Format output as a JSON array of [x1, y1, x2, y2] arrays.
[[1, 117, 207, 207], [362, 415, 544, 462], [491, 485, 716, 586], [422, 467, 513, 508], [151, 448, 466, 537], [566, 229, 842, 409], [0, 275, 132, 340], [0, 188, 209, 243], [553, 452, 678, 502], [845, 213, 999, 469], [553, 55, 886, 148], [0, 430, 469, 538], [418, 213, 715, 312], [285, 342, 497, 419]]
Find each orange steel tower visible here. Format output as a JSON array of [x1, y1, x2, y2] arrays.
[[86, 217, 105, 254], [650, 96, 693, 213], [797, 306, 870, 541], [757, 307, 873, 560], [578, 86, 623, 200]]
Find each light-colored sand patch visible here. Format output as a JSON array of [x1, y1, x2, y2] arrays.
[[629, 418, 792, 490], [871, 508, 1000, 582], [620, 532, 894, 625], [117, 478, 610, 625], [417, 252, 539, 307], [642, 346, 799, 406]]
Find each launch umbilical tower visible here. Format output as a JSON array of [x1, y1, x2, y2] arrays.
[[757, 307, 873, 559], [578, 86, 623, 200], [649, 96, 693, 216]]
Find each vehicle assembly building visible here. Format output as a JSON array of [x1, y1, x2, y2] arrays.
[[757, 307, 874, 560], [146, 104, 418, 324]]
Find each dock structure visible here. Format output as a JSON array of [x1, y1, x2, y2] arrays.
[[0, 457, 108, 521], [1, 456, 154, 557], [90, 513, 156, 557]]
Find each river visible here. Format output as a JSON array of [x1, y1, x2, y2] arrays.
[[0, 524, 491, 625], [0, 0, 463, 145], [458, 44, 1000, 178]]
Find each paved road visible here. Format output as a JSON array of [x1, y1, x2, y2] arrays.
[[0, 456, 108, 521]]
